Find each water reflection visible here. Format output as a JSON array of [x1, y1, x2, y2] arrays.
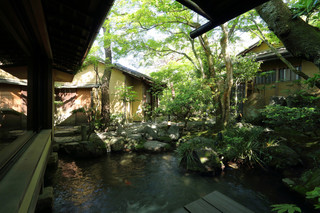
[[53, 153, 315, 213]]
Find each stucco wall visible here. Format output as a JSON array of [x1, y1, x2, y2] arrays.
[[109, 67, 125, 116], [55, 63, 152, 124], [0, 84, 27, 129], [55, 88, 91, 125], [249, 58, 319, 106], [68, 63, 105, 86]]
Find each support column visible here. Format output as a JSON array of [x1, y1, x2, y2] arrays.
[[27, 54, 53, 132]]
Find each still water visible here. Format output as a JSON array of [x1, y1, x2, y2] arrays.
[[53, 153, 312, 213]]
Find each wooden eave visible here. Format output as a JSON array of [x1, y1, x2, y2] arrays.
[[176, 0, 270, 38], [0, 0, 115, 81]]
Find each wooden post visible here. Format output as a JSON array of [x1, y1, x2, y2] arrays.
[[27, 54, 53, 132]]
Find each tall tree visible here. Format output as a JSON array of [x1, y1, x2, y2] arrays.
[[100, 22, 113, 127]]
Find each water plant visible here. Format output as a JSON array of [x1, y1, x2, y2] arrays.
[[176, 137, 214, 170], [306, 187, 320, 209], [271, 204, 301, 213], [218, 125, 266, 167]]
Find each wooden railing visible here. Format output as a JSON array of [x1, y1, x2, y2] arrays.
[[0, 129, 52, 213]]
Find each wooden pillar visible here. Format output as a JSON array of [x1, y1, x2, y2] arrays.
[[27, 54, 53, 132]]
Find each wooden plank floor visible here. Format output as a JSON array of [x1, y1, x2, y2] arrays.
[[174, 191, 254, 213]]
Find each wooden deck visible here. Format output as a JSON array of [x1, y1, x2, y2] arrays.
[[174, 191, 255, 213]]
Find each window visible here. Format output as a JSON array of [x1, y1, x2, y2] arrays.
[[255, 70, 276, 84], [291, 66, 301, 81], [279, 67, 301, 81]]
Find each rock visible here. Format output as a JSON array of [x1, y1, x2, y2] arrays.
[[54, 128, 80, 137], [127, 133, 143, 141], [168, 125, 180, 140], [124, 137, 145, 151], [143, 141, 170, 152], [63, 141, 106, 158], [35, 187, 53, 213], [265, 144, 301, 169], [269, 96, 286, 106], [157, 136, 172, 143], [235, 122, 244, 128], [143, 126, 158, 140], [109, 137, 126, 152], [195, 149, 222, 175]]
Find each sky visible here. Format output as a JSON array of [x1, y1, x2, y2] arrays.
[[114, 31, 259, 75]]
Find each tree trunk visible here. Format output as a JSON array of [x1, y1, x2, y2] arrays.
[[101, 26, 112, 127], [219, 23, 234, 127], [256, 0, 320, 69], [170, 82, 176, 99]]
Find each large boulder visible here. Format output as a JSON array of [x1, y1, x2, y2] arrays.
[[127, 133, 143, 141], [265, 144, 301, 169], [168, 124, 180, 140], [178, 137, 221, 175], [143, 126, 158, 140], [196, 149, 222, 175], [109, 137, 126, 152], [124, 134, 145, 151], [143, 141, 170, 152], [269, 96, 287, 106]]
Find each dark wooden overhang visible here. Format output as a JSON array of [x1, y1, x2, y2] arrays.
[[176, 0, 270, 38], [0, 0, 115, 82]]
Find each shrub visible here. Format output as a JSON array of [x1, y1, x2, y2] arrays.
[[260, 105, 320, 136], [218, 126, 266, 166], [176, 137, 214, 170]]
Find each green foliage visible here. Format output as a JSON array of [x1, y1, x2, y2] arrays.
[[176, 137, 214, 170], [165, 80, 213, 127], [115, 85, 137, 103], [260, 105, 320, 136], [291, 0, 320, 27], [219, 126, 265, 166], [306, 187, 320, 209], [271, 204, 301, 213], [286, 90, 320, 107], [304, 74, 320, 88], [233, 56, 261, 82], [110, 113, 125, 125]]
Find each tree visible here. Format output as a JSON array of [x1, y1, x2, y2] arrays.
[[109, 0, 249, 128], [256, 0, 320, 71], [100, 21, 113, 127]]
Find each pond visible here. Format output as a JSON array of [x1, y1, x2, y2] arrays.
[[53, 153, 314, 213]]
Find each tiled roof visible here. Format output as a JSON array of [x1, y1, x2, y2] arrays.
[[0, 78, 27, 86]]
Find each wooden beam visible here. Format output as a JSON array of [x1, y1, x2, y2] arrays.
[[0, 1, 33, 56], [27, 55, 53, 131], [22, 0, 53, 59]]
